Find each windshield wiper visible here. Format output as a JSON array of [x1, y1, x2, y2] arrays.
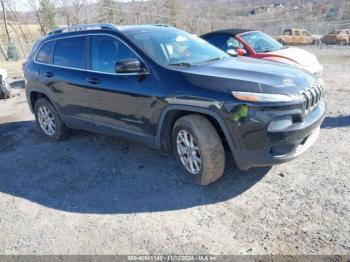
[[168, 62, 192, 67]]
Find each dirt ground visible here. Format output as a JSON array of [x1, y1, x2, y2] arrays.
[[0, 46, 349, 255]]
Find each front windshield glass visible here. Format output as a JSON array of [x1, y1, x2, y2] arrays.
[[127, 29, 229, 66], [240, 31, 284, 53]]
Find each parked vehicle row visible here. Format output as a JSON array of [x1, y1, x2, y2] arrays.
[[24, 24, 326, 185], [273, 28, 350, 46]]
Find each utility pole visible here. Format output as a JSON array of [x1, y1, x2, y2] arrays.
[[297, 0, 303, 28]]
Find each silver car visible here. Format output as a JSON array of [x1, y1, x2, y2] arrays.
[[0, 68, 11, 99]]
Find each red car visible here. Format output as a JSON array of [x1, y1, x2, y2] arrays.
[[201, 29, 323, 76], [323, 29, 350, 45]]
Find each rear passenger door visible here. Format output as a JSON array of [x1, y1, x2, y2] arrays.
[[85, 34, 155, 140], [48, 36, 92, 128]]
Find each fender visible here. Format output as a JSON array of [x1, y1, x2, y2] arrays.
[[155, 105, 237, 156], [27, 87, 62, 116]]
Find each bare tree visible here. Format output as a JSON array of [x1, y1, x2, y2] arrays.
[[0, 0, 11, 43], [57, 0, 85, 26], [97, 0, 123, 24], [26, 0, 46, 34]]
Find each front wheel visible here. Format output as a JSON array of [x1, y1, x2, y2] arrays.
[[172, 115, 225, 185], [34, 98, 69, 141], [340, 39, 347, 46]]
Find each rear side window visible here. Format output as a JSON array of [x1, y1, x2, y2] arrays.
[[90, 35, 138, 73], [36, 41, 54, 64], [53, 37, 85, 69]]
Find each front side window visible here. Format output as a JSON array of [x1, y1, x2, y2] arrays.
[[205, 34, 244, 52], [128, 29, 229, 66], [53, 37, 85, 69], [90, 35, 138, 73], [302, 31, 311, 36], [283, 30, 292, 36], [36, 41, 54, 64], [225, 37, 244, 50], [240, 31, 283, 53]]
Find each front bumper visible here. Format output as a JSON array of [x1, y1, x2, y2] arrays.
[[223, 100, 326, 170]]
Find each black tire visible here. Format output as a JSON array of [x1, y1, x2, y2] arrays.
[[0, 82, 11, 99], [172, 114, 225, 185], [278, 39, 285, 45], [34, 98, 69, 141]]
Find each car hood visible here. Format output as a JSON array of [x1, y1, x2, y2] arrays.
[[174, 56, 317, 96], [268, 47, 320, 67]]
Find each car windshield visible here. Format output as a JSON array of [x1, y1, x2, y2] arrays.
[[240, 31, 284, 53], [127, 29, 229, 66]]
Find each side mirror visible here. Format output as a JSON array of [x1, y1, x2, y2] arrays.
[[115, 58, 146, 74], [236, 48, 247, 56], [226, 49, 238, 57]]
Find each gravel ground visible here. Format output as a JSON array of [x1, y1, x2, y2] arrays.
[[0, 46, 349, 255]]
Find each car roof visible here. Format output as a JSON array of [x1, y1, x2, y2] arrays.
[[201, 28, 253, 37], [45, 24, 175, 39]]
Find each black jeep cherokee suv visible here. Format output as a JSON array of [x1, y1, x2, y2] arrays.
[[24, 24, 326, 185]]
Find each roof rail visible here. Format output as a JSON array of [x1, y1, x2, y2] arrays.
[[48, 24, 119, 35], [153, 23, 173, 27]]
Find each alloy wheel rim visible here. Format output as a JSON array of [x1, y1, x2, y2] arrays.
[[176, 129, 202, 175], [38, 105, 56, 136]]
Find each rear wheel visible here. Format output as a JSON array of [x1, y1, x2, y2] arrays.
[[34, 98, 69, 141], [172, 115, 225, 185]]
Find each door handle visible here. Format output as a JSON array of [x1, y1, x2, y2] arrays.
[[43, 72, 54, 78], [86, 78, 101, 84]]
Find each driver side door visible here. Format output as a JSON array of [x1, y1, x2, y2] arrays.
[[85, 34, 155, 142]]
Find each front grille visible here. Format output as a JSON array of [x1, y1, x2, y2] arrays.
[[301, 80, 324, 114]]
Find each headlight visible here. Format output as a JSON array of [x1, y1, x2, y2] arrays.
[[232, 91, 295, 102]]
